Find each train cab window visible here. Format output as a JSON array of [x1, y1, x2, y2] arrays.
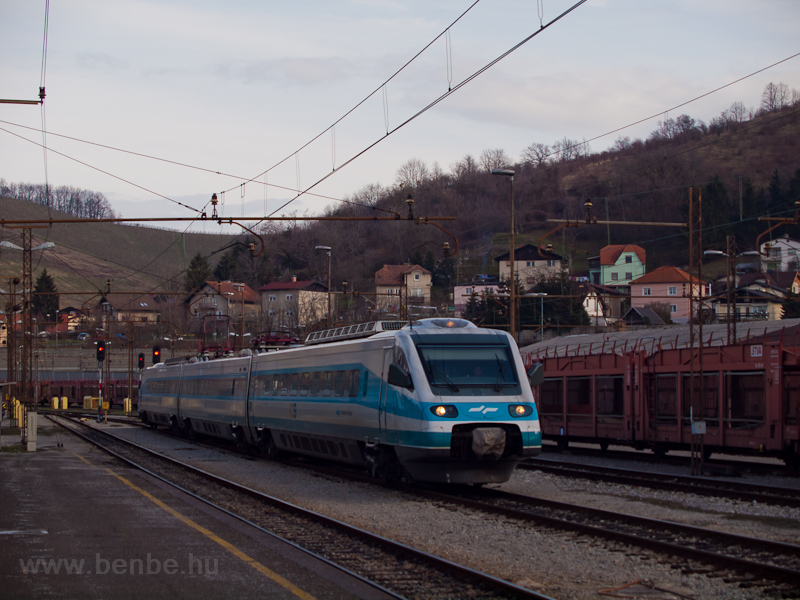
[[415, 345, 520, 396]]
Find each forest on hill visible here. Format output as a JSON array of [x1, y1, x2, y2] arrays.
[[2, 81, 799, 314]]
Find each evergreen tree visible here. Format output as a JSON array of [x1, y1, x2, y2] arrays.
[[32, 268, 59, 321], [767, 170, 786, 216], [702, 176, 731, 248], [213, 250, 239, 282], [185, 253, 212, 292]]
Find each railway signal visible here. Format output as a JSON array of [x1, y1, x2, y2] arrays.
[[152, 345, 161, 364], [138, 353, 145, 370], [96, 341, 105, 362]]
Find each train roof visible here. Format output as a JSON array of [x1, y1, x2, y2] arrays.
[[521, 318, 800, 359], [304, 318, 488, 345]]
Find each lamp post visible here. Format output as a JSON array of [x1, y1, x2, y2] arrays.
[[233, 284, 245, 351], [491, 169, 516, 343], [0, 238, 55, 410], [531, 293, 548, 342], [315, 246, 332, 328]]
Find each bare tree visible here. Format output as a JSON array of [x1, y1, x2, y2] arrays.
[[552, 137, 586, 161], [521, 142, 550, 167], [479, 148, 510, 172], [395, 158, 430, 189], [612, 136, 632, 152], [725, 101, 750, 123], [761, 82, 790, 112], [451, 154, 478, 179]]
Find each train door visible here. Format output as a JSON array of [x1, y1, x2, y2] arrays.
[[243, 355, 258, 446], [378, 345, 394, 438]]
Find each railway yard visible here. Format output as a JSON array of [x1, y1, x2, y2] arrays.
[[4, 414, 798, 600]]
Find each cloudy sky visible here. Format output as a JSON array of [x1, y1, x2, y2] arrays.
[[2, 0, 798, 232]]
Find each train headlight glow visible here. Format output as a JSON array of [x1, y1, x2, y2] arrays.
[[509, 404, 533, 417], [431, 405, 458, 418]]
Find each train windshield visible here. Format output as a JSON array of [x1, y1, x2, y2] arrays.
[[416, 345, 520, 396]]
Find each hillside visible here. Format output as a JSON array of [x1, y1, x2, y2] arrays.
[[3, 97, 800, 313], [0, 197, 231, 307]]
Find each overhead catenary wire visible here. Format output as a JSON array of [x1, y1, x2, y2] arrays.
[[252, 0, 591, 225]]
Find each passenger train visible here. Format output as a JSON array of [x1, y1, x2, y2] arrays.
[[139, 318, 544, 484]]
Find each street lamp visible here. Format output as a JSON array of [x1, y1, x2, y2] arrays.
[[530, 293, 547, 342], [315, 246, 332, 328], [491, 169, 516, 343], [232, 283, 245, 351]]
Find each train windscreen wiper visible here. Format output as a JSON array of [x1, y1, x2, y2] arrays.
[[423, 357, 459, 392]]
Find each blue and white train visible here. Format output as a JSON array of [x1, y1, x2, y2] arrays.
[[139, 318, 543, 484]]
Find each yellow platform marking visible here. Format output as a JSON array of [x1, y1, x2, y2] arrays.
[[74, 453, 316, 599]]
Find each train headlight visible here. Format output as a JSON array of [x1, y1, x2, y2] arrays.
[[509, 404, 533, 417], [430, 405, 458, 418]]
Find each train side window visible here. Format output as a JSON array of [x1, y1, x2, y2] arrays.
[[394, 348, 409, 371], [596, 376, 623, 416], [348, 370, 360, 397], [279, 374, 289, 396], [567, 377, 591, 418], [322, 372, 332, 397], [785, 374, 800, 423], [308, 372, 321, 396], [725, 371, 765, 426], [681, 373, 719, 423], [332, 371, 345, 397], [649, 374, 678, 420], [540, 379, 563, 416], [362, 371, 369, 397]]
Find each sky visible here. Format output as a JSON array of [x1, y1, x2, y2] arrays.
[[2, 0, 799, 234]]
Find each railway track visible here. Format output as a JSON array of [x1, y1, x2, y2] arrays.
[[540, 442, 794, 477], [48, 415, 554, 600], [269, 451, 800, 596], [521, 458, 800, 508], [419, 485, 800, 596]]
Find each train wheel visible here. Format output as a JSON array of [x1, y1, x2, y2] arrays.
[[556, 438, 569, 452], [599, 439, 610, 452]]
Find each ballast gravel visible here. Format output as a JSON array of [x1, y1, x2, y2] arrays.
[[103, 423, 800, 600]]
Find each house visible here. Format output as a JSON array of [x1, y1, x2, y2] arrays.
[[374, 264, 432, 314], [260, 277, 329, 330], [588, 244, 646, 286], [760, 234, 800, 272], [712, 272, 790, 322], [185, 281, 260, 321], [454, 282, 501, 317], [629, 266, 708, 325], [59, 306, 83, 332], [582, 283, 628, 326], [623, 306, 666, 327], [494, 244, 563, 286], [101, 294, 162, 325]]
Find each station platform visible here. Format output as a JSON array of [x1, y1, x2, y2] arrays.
[[0, 415, 392, 600]]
